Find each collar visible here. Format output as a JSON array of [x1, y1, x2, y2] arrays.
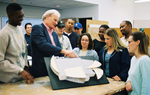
[[64, 31, 71, 36], [43, 23, 53, 32]]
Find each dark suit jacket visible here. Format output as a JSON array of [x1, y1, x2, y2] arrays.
[[99, 47, 130, 81], [31, 23, 62, 78], [25, 34, 32, 56]]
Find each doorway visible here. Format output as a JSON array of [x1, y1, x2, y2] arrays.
[[79, 17, 92, 33]]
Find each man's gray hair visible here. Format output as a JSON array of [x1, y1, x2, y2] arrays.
[[42, 9, 61, 21]]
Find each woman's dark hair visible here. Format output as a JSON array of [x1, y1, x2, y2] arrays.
[[78, 33, 93, 50], [131, 32, 149, 55], [99, 24, 109, 30]]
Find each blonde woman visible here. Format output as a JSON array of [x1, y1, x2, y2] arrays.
[[99, 28, 130, 81], [126, 32, 150, 95]]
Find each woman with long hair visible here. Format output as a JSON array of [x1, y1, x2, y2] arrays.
[[99, 28, 130, 81], [126, 32, 150, 95]]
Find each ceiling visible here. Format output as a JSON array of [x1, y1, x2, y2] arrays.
[[0, 0, 149, 10], [0, 0, 97, 10]]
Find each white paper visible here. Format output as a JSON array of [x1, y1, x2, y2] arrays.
[[93, 68, 103, 80]]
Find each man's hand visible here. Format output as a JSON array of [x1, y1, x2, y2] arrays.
[[112, 75, 121, 81], [61, 49, 78, 58], [126, 81, 133, 92], [20, 70, 34, 84], [65, 50, 78, 58]]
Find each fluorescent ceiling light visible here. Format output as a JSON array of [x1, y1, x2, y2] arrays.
[[135, 0, 150, 3]]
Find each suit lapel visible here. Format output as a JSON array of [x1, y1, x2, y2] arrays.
[[41, 23, 52, 43]]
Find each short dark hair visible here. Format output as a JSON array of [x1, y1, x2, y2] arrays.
[[6, 3, 22, 16], [99, 24, 109, 30], [123, 20, 132, 29], [78, 33, 93, 50], [25, 23, 32, 29]]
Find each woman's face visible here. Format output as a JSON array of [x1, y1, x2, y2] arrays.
[[104, 34, 112, 47], [128, 36, 138, 54], [98, 27, 106, 40], [81, 35, 89, 49]]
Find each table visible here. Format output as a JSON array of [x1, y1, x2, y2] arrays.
[[0, 76, 125, 95]]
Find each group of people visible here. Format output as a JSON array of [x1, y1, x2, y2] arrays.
[[0, 3, 150, 95]]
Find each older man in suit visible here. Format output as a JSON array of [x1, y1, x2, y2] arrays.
[[31, 9, 78, 78]]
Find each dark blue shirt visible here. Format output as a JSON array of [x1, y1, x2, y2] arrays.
[[63, 31, 79, 49], [25, 34, 32, 56]]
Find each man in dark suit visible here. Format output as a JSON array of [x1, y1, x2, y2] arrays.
[[31, 9, 78, 78]]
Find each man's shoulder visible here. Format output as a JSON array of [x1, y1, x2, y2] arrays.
[[0, 24, 11, 36], [52, 31, 58, 36], [32, 23, 43, 29], [71, 31, 80, 37], [63, 35, 69, 39]]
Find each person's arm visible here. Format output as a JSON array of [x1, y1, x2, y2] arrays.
[[31, 25, 78, 58], [140, 59, 150, 95], [116, 48, 130, 81], [25, 35, 32, 56], [99, 47, 104, 63], [31, 25, 62, 55], [20, 69, 34, 84], [0, 32, 23, 75], [0, 28, 34, 83], [126, 81, 133, 91], [92, 50, 99, 61], [60, 49, 78, 58]]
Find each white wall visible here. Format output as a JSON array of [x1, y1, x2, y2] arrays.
[[61, 5, 99, 20], [98, 0, 134, 28], [134, 2, 150, 20], [0, 3, 54, 18], [61, 0, 135, 28], [1, 1, 150, 28], [0, 3, 61, 29], [132, 2, 150, 28]]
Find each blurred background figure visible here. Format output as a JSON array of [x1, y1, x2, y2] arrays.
[[55, 20, 72, 50], [120, 20, 132, 46], [74, 22, 83, 35], [93, 24, 109, 56], [63, 19, 79, 49], [25, 23, 32, 56]]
